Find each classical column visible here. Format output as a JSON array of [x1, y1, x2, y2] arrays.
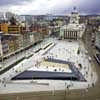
[[73, 31, 75, 39], [74, 31, 76, 39], [64, 30, 65, 39], [71, 31, 73, 39], [70, 31, 72, 39], [72, 31, 74, 39], [67, 31, 69, 39], [66, 31, 68, 38], [74, 31, 76, 40], [65, 30, 67, 39], [69, 31, 70, 39], [69, 31, 71, 39], [76, 31, 78, 39]]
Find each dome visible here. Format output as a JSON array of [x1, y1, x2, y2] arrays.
[[71, 7, 78, 14]]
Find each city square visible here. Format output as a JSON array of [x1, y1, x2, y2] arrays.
[[0, 38, 98, 94], [0, 0, 100, 100]]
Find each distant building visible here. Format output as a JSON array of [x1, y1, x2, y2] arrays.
[[0, 23, 8, 33], [29, 21, 49, 36], [60, 7, 85, 39], [0, 33, 9, 56], [79, 15, 88, 24], [87, 15, 100, 27], [0, 23, 27, 34], [8, 25, 21, 34], [0, 32, 21, 57], [0, 13, 44, 57], [49, 26, 60, 36], [15, 15, 26, 23], [29, 32, 43, 44], [0, 12, 15, 22], [0, 12, 7, 21], [95, 26, 100, 51]]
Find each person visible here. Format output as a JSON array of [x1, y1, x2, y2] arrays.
[[92, 83, 95, 87], [67, 85, 69, 89], [91, 73, 93, 78], [0, 79, 2, 83], [85, 88, 88, 92], [15, 70, 18, 73], [4, 83, 6, 87], [88, 84, 90, 88], [86, 71, 88, 75]]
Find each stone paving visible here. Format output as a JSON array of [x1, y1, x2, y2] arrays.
[[0, 37, 98, 94]]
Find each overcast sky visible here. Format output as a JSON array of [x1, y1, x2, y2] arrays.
[[0, 0, 100, 15]]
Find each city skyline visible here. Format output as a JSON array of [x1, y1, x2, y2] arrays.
[[0, 0, 100, 15], [0, 0, 100, 99]]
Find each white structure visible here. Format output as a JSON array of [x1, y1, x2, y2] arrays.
[[95, 26, 100, 49], [0, 12, 15, 21], [60, 7, 85, 39], [0, 12, 7, 21]]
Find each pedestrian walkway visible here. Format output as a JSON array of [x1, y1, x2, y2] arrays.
[[0, 38, 98, 94]]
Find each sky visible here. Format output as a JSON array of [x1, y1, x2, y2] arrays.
[[0, 0, 100, 15]]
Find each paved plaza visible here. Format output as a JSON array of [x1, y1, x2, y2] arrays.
[[0, 38, 98, 94]]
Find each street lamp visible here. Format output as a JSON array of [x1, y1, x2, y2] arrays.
[[1, 55, 4, 70]]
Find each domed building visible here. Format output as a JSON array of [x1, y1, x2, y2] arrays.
[[60, 7, 85, 39]]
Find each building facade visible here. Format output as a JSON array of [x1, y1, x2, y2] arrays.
[[0, 32, 21, 57], [8, 25, 21, 34], [95, 26, 100, 51], [60, 7, 85, 39], [0, 23, 27, 34], [0, 23, 8, 33]]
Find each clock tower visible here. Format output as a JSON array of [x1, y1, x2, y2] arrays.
[[70, 7, 80, 24]]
